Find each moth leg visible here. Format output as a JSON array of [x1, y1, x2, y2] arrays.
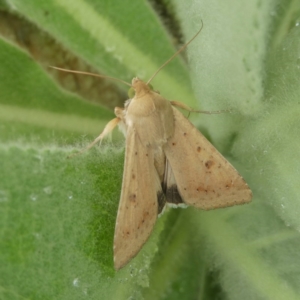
[[68, 117, 120, 158], [114, 106, 125, 119], [170, 100, 230, 114]]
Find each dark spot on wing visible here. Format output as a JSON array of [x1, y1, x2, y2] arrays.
[[197, 146, 201, 152], [129, 194, 136, 202], [205, 160, 214, 169], [196, 186, 207, 193]]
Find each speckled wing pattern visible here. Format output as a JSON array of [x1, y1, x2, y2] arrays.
[[113, 127, 162, 270], [163, 107, 252, 209]]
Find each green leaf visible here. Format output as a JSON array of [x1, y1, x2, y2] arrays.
[[1, 0, 300, 299], [6, 0, 195, 105]]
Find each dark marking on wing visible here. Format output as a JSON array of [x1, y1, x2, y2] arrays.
[[196, 186, 207, 193], [129, 193, 137, 202], [205, 160, 214, 169]]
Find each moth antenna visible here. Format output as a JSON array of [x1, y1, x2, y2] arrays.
[[146, 20, 204, 85], [192, 109, 232, 114], [170, 100, 232, 115], [50, 66, 132, 87]]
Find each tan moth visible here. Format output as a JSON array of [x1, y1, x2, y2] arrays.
[[52, 22, 252, 270]]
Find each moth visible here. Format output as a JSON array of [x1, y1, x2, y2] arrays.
[[52, 22, 252, 270]]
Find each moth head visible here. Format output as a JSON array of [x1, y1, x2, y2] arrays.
[[128, 77, 154, 98]]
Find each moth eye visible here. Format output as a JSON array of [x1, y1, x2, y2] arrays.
[[128, 87, 135, 98]]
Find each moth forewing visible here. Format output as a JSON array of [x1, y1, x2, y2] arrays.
[[164, 107, 252, 209], [113, 127, 160, 270]]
